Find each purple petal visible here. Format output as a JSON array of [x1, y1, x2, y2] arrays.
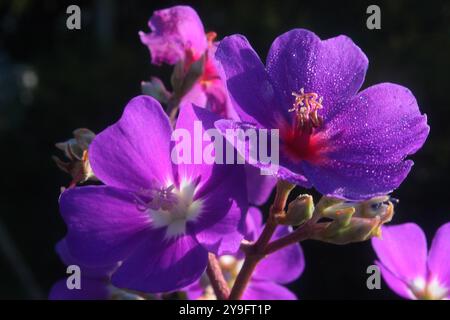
[[174, 103, 221, 191], [301, 159, 413, 200], [243, 207, 264, 241], [241, 208, 305, 284], [302, 83, 429, 200], [173, 104, 248, 255], [139, 5, 207, 65], [49, 278, 110, 300], [203, 81, 233, 119], [215, 35, 281, 128], [254, 225, 305, 284], [90, 96, 174, 191], [376, 260, 413, 299], [112, 231, 207, 293], [55, 239, 117, 278], [181, 84, 207, 111], [214, 118, 311, 187], [428, 222, 450, 288], [191, 162, 248, 255], [266, 29, 368, 122], [371, 223, 428, 286], [60, 186, 151, 267], [245, 165, 276, 205], [183, 280, 204, 300], [242, 280, 297, 300]]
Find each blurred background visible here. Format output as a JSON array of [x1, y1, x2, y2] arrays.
[[0, 0, 449, 299]]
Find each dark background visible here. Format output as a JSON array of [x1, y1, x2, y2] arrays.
[[0, 0, 449, 299]]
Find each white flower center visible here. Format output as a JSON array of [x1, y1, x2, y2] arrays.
[[136, 180, 203, 238], [409, 276, 448, 300]]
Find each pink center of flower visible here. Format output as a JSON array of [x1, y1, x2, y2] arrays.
[[280, 88, 327, 163]]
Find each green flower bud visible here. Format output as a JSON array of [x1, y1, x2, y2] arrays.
[[179, 53, 205, 97], [277, 194, 314, 226], [312, 196, 395, 245], [141, 77, 171, 104]]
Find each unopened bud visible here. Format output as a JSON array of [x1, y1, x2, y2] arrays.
[[277, 194, 314, 226], [170, 60, 185, 93], [170, 52, 206, 98], [53, 128, 96, 187], [312, 195, 395, 245], [141, 77, 171, 104], [179, 54, 205, 96]]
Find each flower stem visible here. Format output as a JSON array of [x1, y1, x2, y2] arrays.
[[264, 222, 326, 255], [264, 199, 327, 255], [228, 180, 294, 300], [206, 253, 230, 300]]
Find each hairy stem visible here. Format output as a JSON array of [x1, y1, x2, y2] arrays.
[[228, 180, 294, 300], [206, 253, 230, 300]]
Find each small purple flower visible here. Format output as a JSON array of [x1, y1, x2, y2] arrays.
[[372, 222, 450, 300], [186, 207, 304, 300], [59, 96, 248, 293], [215, 29, 429, 200]]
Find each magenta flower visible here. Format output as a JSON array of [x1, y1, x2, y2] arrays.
[[372, 222, 450, 300], [215, 29, 429, 200], [139, 5, 232, 118], [59, 96, 248, 293], [139, 5, 207, 66], [186, 207, 304, 300], [49, 240, 118, 300]]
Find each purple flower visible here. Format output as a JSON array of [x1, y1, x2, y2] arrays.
[[59, 96, 248, 293], [215, 29, 429, 200], [140, 6, 232, 118], [139, 6, 207, 66], [372, 222, 450, 300], [140, 6, 276, 204], [186, 207, 304, 300]]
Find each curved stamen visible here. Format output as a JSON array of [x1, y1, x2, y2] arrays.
[[134, 184, 177, 212], [289, 88, 324, 129]]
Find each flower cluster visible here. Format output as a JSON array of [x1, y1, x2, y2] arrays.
[[50, 5, 442, 301]]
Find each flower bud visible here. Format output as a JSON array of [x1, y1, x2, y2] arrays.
[[53, 128, 96, 186], [170, 53, 205, 98], [277, 194, 314, 226], [179, 53, 205, 96], [141, 77, 171, 104], [312, 195, 395, 245]]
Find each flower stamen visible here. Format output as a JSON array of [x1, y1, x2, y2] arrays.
[[134, 184, 177, 212], [134, 179, 203, 238], [289, 88, 324, 128]]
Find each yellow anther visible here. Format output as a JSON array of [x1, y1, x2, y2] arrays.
[[289, 88, 324, 128]]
